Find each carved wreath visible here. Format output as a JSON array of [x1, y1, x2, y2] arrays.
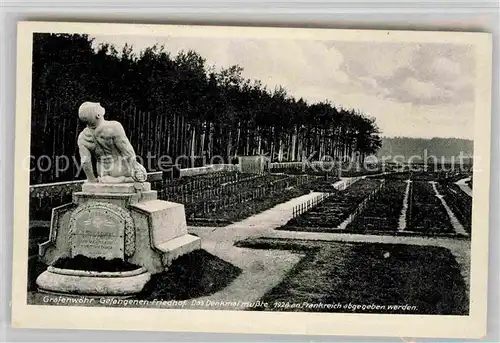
[[68, 202, 135, 257]]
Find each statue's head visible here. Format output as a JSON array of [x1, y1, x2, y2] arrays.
[[78, 102, 105, 128]]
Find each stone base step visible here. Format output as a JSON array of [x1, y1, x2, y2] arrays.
[[36, 266, 151, 297], [156, 234, 202, 266]]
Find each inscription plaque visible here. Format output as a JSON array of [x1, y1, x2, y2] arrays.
[[69, 204, 127, 260]]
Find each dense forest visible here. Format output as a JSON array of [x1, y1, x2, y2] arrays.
[[31, 33, 382, 184], [377, 137, 473, 162]]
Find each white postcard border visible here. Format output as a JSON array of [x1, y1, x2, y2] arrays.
[[11, 21, 493, 339]]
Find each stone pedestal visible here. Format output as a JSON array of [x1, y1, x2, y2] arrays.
[[37, 181, 201, 296]]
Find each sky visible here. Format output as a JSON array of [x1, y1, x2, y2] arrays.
[[91, 35, 476, 140]]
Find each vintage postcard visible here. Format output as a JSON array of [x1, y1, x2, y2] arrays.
[[12, 21, 492, 338]]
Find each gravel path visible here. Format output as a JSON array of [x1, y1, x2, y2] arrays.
[[430, 181, 468, 236], [398, 180, 412, 231], [187, 192, 323, 309]]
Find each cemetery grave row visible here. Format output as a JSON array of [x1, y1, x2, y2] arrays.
[[279, 173, 472, 237], [281, 179, 385, 231], [346, 180, 407, 233], [371, 170, 470, 182], [435, 182, 472, 234], [155, 170, 241, 192], [29, 170, 241, 221], [406, 181, 455, 234], [347, 179, 466, 236], [29, 169, 322, 225], [269, 162, 399, 178], [155, 172, 319, 225]]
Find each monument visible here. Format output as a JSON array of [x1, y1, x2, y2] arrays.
[[36, 102, 201, 297]]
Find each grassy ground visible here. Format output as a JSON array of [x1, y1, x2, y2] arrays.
[[236, 237, 468, 315], [138, 250, 241, 301], [27, 249, 242, 305], [28, 226, 50, 256]]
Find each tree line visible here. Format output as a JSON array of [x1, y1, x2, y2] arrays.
[[31, 33, 382, 184]]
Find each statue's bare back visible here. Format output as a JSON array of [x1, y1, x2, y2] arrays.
[[77, 102, 147, 183]]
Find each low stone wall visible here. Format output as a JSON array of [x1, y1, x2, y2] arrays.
[[179, 164, 237, 177], [270, 161, 336, 169], [332, 177, 363, 191]]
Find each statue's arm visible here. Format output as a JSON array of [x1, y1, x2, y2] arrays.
[[113, 122, 147, 182], [77, 132, 97, 182], [112, 122, 137, 161]]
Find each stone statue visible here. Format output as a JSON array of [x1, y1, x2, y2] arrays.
[[77, 102, 147, 184], [38, 102, 201, 298]]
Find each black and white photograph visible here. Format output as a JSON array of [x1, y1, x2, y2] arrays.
[[12, 22, 492, 338]]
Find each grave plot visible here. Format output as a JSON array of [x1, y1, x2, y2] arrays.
[[235, 237, 468, 315], [406, 181, 455, 235], [269, 163, 336, 177], [435, 182, 472, 234], [278, 179, 384, 232], [156, 171, 316, 226], [270, 162, 394, 178], [346, 180, 407, 233], [154, 171, 242, 196], [371, 170, 470, 182]]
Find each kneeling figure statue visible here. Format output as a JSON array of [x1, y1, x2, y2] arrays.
[[77, 101, 147, 183]]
